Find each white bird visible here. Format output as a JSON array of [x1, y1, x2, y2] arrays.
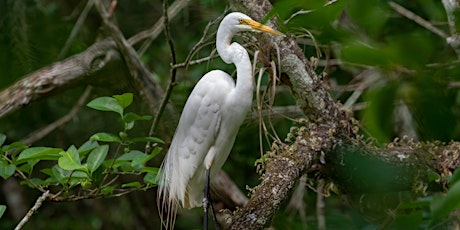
[[156, 12, 283, 229]]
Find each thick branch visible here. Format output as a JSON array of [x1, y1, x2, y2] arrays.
[[0, 39, 118, 118]]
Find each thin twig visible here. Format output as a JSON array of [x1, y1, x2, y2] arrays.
[[146, 0, 178, 153], [389, 1, 447, 39], [14, 190, 50, 230], [57, 0, 94, 59], [316, 179, 326, 230], [21, 86, 93, 145], [127, 0, 189, 54]]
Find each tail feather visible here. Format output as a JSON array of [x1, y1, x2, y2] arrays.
[[156, 157, 179, 230]]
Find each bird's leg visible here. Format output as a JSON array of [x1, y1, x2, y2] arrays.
[[203, 168, 220, 230], [203, 168, 210, 230]]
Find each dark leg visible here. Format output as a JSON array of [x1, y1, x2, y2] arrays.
[[203, 168, 220, 230], [203, 168, 210, 230]]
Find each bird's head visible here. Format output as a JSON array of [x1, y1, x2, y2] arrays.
[[222, 12, 284, 36]]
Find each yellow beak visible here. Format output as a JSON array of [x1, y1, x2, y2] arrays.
[[241, 19, 285, 37]]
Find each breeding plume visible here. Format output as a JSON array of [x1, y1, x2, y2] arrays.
[[156, 12, 283, 229]]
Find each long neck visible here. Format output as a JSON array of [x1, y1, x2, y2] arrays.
[[216, 26, 254, 108]]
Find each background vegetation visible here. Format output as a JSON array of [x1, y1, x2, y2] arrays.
[[1, 0, 460, 229]]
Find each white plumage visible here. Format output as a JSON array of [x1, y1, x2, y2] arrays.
[[156, 12, 283, 229]]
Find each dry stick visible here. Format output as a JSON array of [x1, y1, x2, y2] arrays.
[[21, 86, 93, 145], [146, 0, 178, 152], [57, 0, 94, 59], [389, 1, 447, 39], [14, 190, 50, 230]]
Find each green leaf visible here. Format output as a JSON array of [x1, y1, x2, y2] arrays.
[[78, 140, 99, 156], [431, 182, 460, 219], [101, 185, 115, 196], [150, 147, 163, 158], [144, 172, 157, 185], [123, 112, 152, 130], [121, 182, 141, 188], [140, 167, 159, 174], [86, 145, 109, 174], [113, 93, 133, 109], [0, 133, 6, 147], [87, 97, 123, 116], [0, 205, 6, 219], [17, 147, 62, 162], [58, 146, 85, 171], [450, 168, 460, 185], [90, 132, 121, 143], [0, 160, 15, 179], [130, 136, 165, 144]]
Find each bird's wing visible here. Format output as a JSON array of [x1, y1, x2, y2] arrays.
[[158, 70, 234, 208]]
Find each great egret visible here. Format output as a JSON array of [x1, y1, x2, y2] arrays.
[[156, 12, 283, 229]]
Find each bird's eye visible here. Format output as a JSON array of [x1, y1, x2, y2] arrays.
[[239, 19, 246, 25]]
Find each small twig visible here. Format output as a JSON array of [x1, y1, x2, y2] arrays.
[[172, 53, 218, 69], [107, 0, 117, 18], [128, 0, 189, 55], [389, 1, 447, 39], [57, 0, 94, 59], [21, 86, 93, 145], [316, 179, 326, 230], [146, 0, 178, 153], [14, 190, 50, 230], [182, 12, 227, 70]]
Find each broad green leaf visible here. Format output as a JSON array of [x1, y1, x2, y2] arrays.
[[52, 165, 88, 185], [117, 150, 145, 161], [5, 141, 27, 159], [150, 147, 163, 158], [122, 182, 141, 188], [58, 146, 85, 171], [87, 97, 123, 116], [0, 160, 15, 179], [132, 151, 155, 167], [0, 205, 6, 219], [140, 167, 159, 174], [0, 133, 6, 147], [90, 132, 121, 143], [17, 147, 62, 162], [113, 93, 133, 109], [101, 185, 115, 196], [78, 140, 99, 156], [123, 112, 151, 123], [130, 136, 165, 144], [87, 145, 109, 174], [450, 168, 460, 185], [144, 172, 157, 185]]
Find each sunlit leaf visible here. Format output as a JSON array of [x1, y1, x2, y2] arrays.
[[90, 132, 121, 143], [87, 145, 109, 174], [113, 93, 133, 109], [17, 147, 62, 162], [58, 146, 85, 171], [87, 97, 123, 116]]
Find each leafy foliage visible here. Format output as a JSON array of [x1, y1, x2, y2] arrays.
[[0, 93, 162, 211]]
